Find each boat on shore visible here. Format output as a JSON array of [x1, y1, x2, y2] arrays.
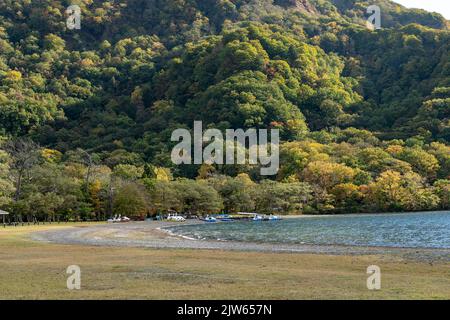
[[217, 214, 234, 222], [199, 213, 282, 223], [238, 212, 282, 222], [202, 216, 217, 223], [107, 215, 131, 223], [252, 215, 264, 221], [166, 213, 186, 222]]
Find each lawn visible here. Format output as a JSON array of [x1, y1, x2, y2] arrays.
[[0, 224, 449, 299]]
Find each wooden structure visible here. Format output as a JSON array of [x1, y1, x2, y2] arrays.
[[0, 209, 9, 226]]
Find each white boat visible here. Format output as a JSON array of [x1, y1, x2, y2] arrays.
[[252, 215, 264, 221], [203, 216, 217, 223], [166, 213, 186, 222], [107, 215, 131, 223], [268, 215, 281, 221]]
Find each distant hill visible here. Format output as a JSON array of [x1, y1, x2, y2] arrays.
[[0, 0, 448, 154]]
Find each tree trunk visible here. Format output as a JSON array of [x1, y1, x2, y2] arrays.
[[14, 171, 23, 201]]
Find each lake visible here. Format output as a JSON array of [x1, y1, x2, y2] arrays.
[[167, 211, 450, 249]]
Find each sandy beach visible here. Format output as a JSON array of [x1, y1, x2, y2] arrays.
[[0, 222, 448, 299], [30, 221, 450, 262]]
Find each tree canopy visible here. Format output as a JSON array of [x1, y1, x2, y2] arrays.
[[0, 1, 448, 219]]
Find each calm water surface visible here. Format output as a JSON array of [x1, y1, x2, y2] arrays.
[[167, 211, 450, 249]]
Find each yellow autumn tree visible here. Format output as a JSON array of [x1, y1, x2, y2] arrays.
[[89, 179, 102, 220]]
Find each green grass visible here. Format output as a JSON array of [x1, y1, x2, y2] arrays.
[[0, 224, 449, 299]]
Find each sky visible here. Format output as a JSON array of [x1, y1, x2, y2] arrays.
[[392, 0, 450, 19]]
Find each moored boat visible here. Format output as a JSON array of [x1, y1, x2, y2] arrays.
[[217, 214, 234, 222], [252, 215, 264, 221], [202, 216, 217, 223], [166, 213, 186, 222], [107, 215, 131, 223]]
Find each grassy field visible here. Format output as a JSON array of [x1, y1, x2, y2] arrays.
[[0, 224, 449, 299]]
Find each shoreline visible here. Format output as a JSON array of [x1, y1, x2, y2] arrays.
[[2, 222, 449, 299], [30, 221, 450, 262]]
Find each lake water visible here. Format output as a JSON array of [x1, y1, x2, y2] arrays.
[[167, 211, 450, 249]]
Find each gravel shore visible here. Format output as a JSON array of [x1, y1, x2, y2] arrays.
[[30, 221, 450, 262]]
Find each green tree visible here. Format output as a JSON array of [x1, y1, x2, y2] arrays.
[[256, 181, 313, 214], [0, 149, 14, 207], [113, 183, 147, 218], [208, 175, 254, 213], [433, 180, 450, 210]]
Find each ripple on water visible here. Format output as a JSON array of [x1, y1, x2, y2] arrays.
[[166, 211, 450, 249]]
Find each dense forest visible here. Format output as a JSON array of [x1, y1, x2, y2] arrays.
[[0, 0, 449, 222]]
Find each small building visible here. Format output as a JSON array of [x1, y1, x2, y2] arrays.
[[0, 209, 9, 225]]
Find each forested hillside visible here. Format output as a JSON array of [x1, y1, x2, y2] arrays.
[[0, 0, 448, 221]]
